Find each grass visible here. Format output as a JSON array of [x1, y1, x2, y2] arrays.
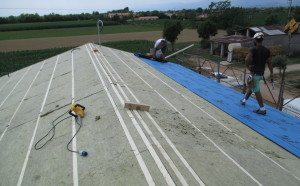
[[0, 25, 162, 40], [288, 79, 300, 89], [129, 19, 199, 29], [275, 71, 300, 89], [0, 20, 120, 32], [102, 40, 155, 54], [102, 40, 211, 72], [287, 53, 300, 65], [0, 47, 74, 76], [0, 40, 200, 76]]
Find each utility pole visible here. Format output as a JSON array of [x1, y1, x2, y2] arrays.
[[287, 0, 293, 56], [287, 0, 293, 22]]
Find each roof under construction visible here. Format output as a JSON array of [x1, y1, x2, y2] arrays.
[[0, 44, 299, 186]]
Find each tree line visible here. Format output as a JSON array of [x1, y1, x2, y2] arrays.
[[162, 0, 300, 51], [0, 12, 111, 24], [1, 2, 299, 25]]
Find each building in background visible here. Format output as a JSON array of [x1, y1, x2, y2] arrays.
[[210, 24, 300, 61]]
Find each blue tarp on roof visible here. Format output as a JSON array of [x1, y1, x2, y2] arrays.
[[140, 57, 300, 158]]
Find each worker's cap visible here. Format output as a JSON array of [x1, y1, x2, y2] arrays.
[[253, 32, 264, 39]]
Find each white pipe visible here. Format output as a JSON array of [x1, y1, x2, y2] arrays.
[[97, 20, 103, 46], [165, 44, 194, 59]]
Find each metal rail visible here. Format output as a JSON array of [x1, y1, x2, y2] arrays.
[[177, 51, 283, 107], [97, 20, 104, 46], [180, 52, 245, 88]]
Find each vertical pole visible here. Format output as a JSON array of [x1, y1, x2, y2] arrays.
[[287, 0, 293, 23], [243, 69, 247, 94], [217, 61, 221, 83], [246, 29, 250, 37], [288, 32, 292, 56], [277, 69, 286, 110], [220, 43, 224, 58], [97, 20, 103, 47], [287, 0, 293, 56]]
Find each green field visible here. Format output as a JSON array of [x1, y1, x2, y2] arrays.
[[0, 25, 162, 40], [102, 40, 208, 71], [0, 20, 120, 32], [0, 41, 199, 75], [0, 47, 74, 76]]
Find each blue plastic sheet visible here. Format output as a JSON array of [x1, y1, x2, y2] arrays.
[[140, 58, 300, 158]]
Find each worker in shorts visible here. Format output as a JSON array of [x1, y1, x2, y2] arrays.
[[240, 32, 273, 115], [152, 39, 167, 60]]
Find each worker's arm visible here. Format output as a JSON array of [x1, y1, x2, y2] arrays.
[[245, 52, 253, 72], [267, 57, 273, 79], [152, 48, 157, 58]]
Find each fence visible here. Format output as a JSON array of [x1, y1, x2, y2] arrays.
[[175, 51, 300, 112]]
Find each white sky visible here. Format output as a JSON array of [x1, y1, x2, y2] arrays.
[[1, 0, 299, 17], [0, 0, 202, 16]]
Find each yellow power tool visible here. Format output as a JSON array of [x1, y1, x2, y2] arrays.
[[69, 104, 85, 118]]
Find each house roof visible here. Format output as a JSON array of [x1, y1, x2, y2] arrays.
[[248, 25, 286, 36], [0, 43, 299, 185], [210, 35, 253, 44]]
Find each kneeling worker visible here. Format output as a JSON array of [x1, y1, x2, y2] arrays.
[[152, 39, 168, 61]]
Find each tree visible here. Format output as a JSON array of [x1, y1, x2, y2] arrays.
[[171, 14, 178, 19], [158, 13, 169, 19], [272, 55, 288, 110], [208, 1, 248, 29], [208, 0, 231, 14], [223, 7, 248, 28], [163, 21, 183, 51], [0, 17, 8, 24], [196, 8, 203, 14], [184, 10, 196, 19], [124, 7, 130, 13], [265, 14, 279, 25], [272, 55, 287, 77], [293, 6, 300, 21], [18, 13, 43, 23], [8, 16, 17, 23], [197, 20, 217, 40], [197, 20, 217, 49], [111, 15, 120, 22], [226, 25, 243, 35]]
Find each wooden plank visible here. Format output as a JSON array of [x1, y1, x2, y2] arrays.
[[124, 102, 150, 111]]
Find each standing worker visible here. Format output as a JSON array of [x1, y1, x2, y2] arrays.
[[152, 39, 168, 61], [240, 32, 273, 115]]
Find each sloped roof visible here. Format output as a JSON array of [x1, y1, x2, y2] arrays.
[[0, 43, 299, 185], [249, 25, 286, 36], [210, 35, 253, 44], [238, 24, 300, 36]]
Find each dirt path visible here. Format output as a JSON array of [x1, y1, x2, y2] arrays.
[[0, 29, 227, 52]]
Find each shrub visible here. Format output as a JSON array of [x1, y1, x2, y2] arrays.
[[233, 47, 249, 62], [200, 39, 210, 49], [267, 45, 285, 56], [273, 54, 287, 76], [233, 45, 285, 63]]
